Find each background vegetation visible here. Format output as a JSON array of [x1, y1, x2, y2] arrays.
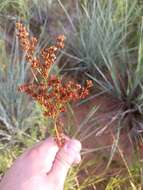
[[1, 0, 143, 189]]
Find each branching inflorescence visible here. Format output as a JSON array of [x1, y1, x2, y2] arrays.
[[16, 22, 93, 147]]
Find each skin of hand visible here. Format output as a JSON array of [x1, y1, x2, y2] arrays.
[[0, 137, 81, 190]]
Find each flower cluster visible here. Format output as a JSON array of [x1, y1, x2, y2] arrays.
[[19, 77, 93, 120], [16, 22, 65, 79], [16, 22, 93, 146]]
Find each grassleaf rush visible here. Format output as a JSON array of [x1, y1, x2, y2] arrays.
[[16, 22, 93, 147]]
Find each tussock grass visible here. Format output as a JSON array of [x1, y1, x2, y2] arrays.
[[58, 0, 143, 145]]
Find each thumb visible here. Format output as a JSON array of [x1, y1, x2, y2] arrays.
[[48, 139, 81, 186]]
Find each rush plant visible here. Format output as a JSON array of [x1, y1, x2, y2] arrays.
[[0, 32, 38, 146], [58, 0, 143, 147], [16, 22, 93, 146]]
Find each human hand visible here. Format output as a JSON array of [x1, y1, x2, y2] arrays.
[[0, 137, 81, 190]]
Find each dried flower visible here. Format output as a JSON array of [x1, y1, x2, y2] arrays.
[[16, 22, 93, 147]]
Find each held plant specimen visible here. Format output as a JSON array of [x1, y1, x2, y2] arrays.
[[16, 22, 93, 147]]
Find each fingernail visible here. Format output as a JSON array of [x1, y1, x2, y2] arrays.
[[64, 139, 81, 154], [74, 154, 81, 164]]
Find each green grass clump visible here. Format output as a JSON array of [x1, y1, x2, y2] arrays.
[[0, 31, 39, 146], [60, 0, 141, 80], [58, 0, 143, 145]]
